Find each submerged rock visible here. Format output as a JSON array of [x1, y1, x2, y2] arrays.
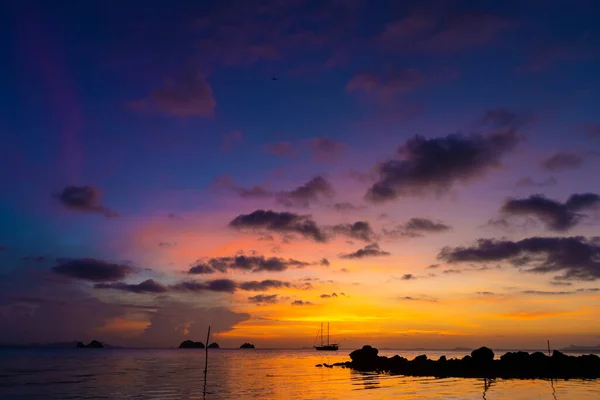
[[240, 343, 255, 349], [207, 342, 220, 349], [179, 340, 205, 349], [330, 345, 600, 379]]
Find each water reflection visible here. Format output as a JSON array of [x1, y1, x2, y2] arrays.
[[551, 379, 558, 400], [482, 378, 495, 400], [351, 371, 381, 390]]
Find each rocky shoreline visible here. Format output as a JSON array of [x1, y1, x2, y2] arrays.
[[317, 345, 600, 379]]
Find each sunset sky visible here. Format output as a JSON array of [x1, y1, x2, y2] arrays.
[[1, 0, 600, 349]]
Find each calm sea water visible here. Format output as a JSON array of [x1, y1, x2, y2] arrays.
[[1, 348, 599, 399]]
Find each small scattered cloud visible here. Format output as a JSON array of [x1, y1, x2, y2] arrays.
[[55, 186, 117, 218], [476, 291, 495, 296], [500, 193, 600, 231], [235, 176, 335, 208], [130, 73, 215, 117], [248, 294, 278, 304], [159, 242, 176, 248], [320, 258, 330, 266], [94, 279, 168, 294], [320, 293, 338, 298], [171, 279, 238, 293], [339, 243, 391, 259], [346, 68, 424, 100], [541, 152, 584, 172], [399, 295, 438, 302], [331, 202, 364, 212], [384, 217, 451, 238], [332, 221, 377, 242], [426, 264, 440, 269], [442, 269, 462, 274], [52, 258, 135, 282], [265, 141, 297, 157], [401, 274, 416, 280], [291, 300, 312, 306], [22, 256, 47, 263], [229, 210, 328, 242]]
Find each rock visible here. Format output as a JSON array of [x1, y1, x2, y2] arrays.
[[179, 340, 205, 349], [208, 342, 220, 349], [471, 347, 494, 363], [76, 340, 104, 348], [240, 343, 255, 348], [315, 364, 323, 367]]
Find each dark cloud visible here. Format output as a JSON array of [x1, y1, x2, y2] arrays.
[[541, 152, 583, 171], [130, 73, 215, 117], [332, 221, 377, 242], [521, 290, 571, 296], [229, 210, 328, 242], [188, 254, 310, 274], [550, 281, 573, 287], [385, 217, 452, 238], [94, 279, 168, 294], [442, 269, 462, 274], [332, 202, 364, 212], [56, 186, 117, 218], [401, 274, 416, 280], [248, 294, 278, 304], [171, 279, 238, 293], [366, 128, 520, 202], [438, 236, 600, 281], [399, 295, 438, 302], [340, 243, 391, 259], [276, 176, 335, 207], [426, 264, 440, 269], [236, 176, 335, 208], [309, 137, 347, 162], [168, 213, 183, 220], [320, 258, 330, 266], [516, 177, 557, 188], [158, 242, 175, 248], [238, 280, 292, 291], [291, 300, 312, 306], [500, 193, 600, 231], [346, 68, 424, 100], [52, 258, 135, 282], [476, 291, 495, 295], [320, 293, 338, 298]]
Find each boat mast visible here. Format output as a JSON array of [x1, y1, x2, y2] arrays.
[[327, 323, 330, 346], [320, 322, 323, 346]]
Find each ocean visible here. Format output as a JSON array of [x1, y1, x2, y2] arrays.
[[1, 348, 598, 399]]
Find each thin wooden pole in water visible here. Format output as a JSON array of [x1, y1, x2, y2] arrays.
[[547, 340, 551, 356], [203, 325, 211, 398]]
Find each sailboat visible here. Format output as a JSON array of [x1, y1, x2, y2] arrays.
[[314, 322, 339, 351]]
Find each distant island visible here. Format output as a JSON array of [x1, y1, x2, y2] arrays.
[[77, 340, 104, 349], [179, 340, 204, 349], [207, 342, 220, 348], [560, 344, 600, 352], [240, 343, 255, 348], [317, 345, 600, 379]]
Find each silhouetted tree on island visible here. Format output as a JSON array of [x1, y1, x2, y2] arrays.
[[76, 340, 104, 348], [240, 342, 255, 348], [207, 342, 219, 348], [179, 340, 205, 349]]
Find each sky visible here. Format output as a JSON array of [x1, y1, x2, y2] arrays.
[[1, 0, 600, 349]]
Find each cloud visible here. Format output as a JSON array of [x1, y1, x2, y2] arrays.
[[188, 254, 310, 274], [500, 193, 600, 231], [332, 221, 377, 242], [52, 258, 135, 282], [229, 210, 328, 242], [442, 269, 462, 274], [399, 295, 438, 302], [167, 213, 183, 220], [248, 294, 278, 304], [401, 274, 416, 280], [346, 68, 424, 100], [320, 293, 338, 298], [130, 73, 215, 117], [516, 177, 557, 188], [56, 186, 117, 217], [22, 256, 47, 263], [541, 152, 584, 171], [320, 258, 330, 266], [426, 264, 440, 269], [521, 290, 571, 296], [238, 280, 292, 291], [235, 176, 335, 208], [365, 128, 520, 202], [291, 300, 312, 306], [385, 217, 452, 238], [309, 137, 347, 162], [438, 236, 600, 281], [580, 124, 600, 139], [171, 279, 238, 293], [332, 202, 364, 212], [265, 141, 297, 157], [476, 291, 495, 296], [379, 8, 516, 53], [94, 279, 168, 294], [158, 242, 175, 248], [340, 243, 391, 259]]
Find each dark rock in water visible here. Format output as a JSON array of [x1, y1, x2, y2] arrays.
[[240, 343, 255, 348], [471, 346, 494, 363], [328, 345, 600, 379], [76, 340, 104, 348], [179, 340, 205, 349], [207, 342, 219, 349], [315, 364, 323, 367]]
